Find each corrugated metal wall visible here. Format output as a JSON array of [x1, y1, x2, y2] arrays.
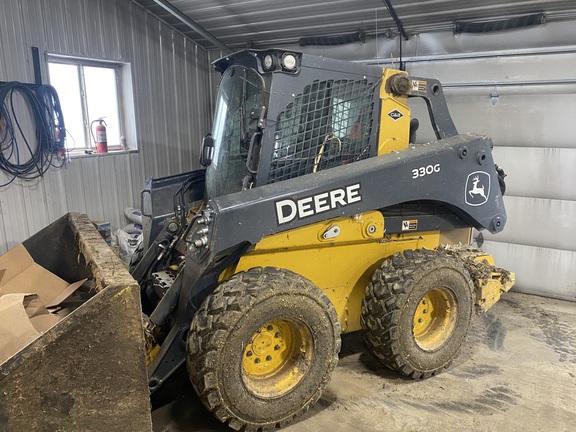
[[278, 20, 576, 300], [0, 0, 211, 254]]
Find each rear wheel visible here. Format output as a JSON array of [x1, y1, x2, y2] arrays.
[[187, 267, 341, 431], [361, 249, 474, 379]]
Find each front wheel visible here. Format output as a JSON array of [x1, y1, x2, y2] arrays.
[[361, 249, 474, 379], [187, 267, 341, 431]]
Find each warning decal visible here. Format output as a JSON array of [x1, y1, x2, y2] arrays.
[[411, 80, 427, 93], [388, 109, 403, 121], [401, 220, 418, 231]]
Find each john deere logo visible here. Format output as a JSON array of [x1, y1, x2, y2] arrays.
[[275, 184, 362, 225], [388, 109, 403, 121], [465, 171, 490, 206]]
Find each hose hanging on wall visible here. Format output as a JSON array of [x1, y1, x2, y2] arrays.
[[0, 81, 66, 187], [299, 31, 366, 47], [454, 13, 546, 34]]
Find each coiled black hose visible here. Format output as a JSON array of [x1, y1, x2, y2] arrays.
[[0, 81, 66, 187]]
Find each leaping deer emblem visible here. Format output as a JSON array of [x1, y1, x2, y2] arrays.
[[469, 175, 486, 199]]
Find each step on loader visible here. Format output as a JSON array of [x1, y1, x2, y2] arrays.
[[132, 49, 515, 431]]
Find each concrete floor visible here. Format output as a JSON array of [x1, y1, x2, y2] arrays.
[[152, 292, 576, 432]]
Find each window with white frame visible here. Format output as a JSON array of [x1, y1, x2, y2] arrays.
[[47, 55, 135, 155]]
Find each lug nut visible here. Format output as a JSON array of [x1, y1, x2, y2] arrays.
[[246, 351, 252, 357], [267, 325, 274, 331], [418, 318, 423, 323], [255, 358, 261, 364], [422, 300, 427, 305], [275, 332, 281, 338], [266, 355, 272, 361], [274, 345, 280, 351], [423, 309, 428, 314]]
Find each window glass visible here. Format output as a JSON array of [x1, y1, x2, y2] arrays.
[[47, 62, 86, 149], [48, 57, 131, 155], [206, 66, 264, 198], [84, 66, 121, 146], [332, 98, 351, 138]]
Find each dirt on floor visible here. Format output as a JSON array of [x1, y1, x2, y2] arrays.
[[152, 291, 576, 432]]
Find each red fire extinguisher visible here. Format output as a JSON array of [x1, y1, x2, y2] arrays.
[[91, 118, 108, 153]]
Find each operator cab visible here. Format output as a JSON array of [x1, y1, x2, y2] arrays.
[[203, 50, 383, 199]]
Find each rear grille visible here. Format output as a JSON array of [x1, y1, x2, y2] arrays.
[[268, 79, 375, 183]]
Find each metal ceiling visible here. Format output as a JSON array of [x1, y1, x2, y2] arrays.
[[133, 0, 576, 50]]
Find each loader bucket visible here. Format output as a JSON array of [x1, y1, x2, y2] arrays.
[[0, 213, 152, 431]]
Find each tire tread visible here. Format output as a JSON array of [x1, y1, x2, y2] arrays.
[[361, 249, 472, 379], [187, 267, 341, 431]]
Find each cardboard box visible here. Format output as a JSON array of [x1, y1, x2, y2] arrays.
[[0, 243, 85, 363]]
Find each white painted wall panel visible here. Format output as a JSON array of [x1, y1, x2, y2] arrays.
[[482, 196, 576, 252], [408, 52, 576, 85], [492, 147, 576, 201], [0, 0, 211, 253], [411, 83, 576, 149], [483, 241, 576, 301]]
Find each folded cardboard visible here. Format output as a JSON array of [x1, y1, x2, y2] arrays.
[[0, 293, 57, 365], [24, 294, 62, 331], [0, 243, 86, 364], [0, 244, 85, 306]]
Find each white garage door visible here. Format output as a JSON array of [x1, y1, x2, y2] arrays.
[[409, 51, 576, 300]]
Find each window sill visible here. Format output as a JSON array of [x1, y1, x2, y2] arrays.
[[66, 149, 139, 159]]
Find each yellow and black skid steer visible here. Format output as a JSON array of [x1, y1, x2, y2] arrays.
[[132, 49, 515, 431]]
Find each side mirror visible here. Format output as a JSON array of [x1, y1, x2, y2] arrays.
[[200, 133, 214, 167]]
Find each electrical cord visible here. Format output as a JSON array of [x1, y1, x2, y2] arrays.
[[313, 134, 342, 173], [0, 81, 66, 187]]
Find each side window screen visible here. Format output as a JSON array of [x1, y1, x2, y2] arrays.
[[269, 79, 374, 183]]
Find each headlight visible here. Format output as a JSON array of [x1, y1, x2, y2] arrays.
[[281, 53, 297, 71], [263, 54, 275, 71]]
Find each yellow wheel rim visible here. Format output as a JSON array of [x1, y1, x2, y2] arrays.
[[242, 319, 313, 398], [413, 288, 457, 351]]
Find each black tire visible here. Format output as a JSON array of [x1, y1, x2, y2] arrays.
[[187, 267, 341, 431], [361, 249, 474, 379]]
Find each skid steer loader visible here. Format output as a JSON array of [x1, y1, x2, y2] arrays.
[[133, 49, 515, 431]]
